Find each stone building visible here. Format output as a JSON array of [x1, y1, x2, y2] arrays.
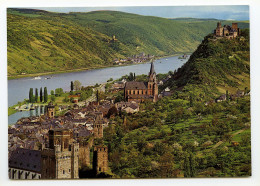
[[41, 129, 79, 179], [78, 138, 94, 168], [214, 22, 240, 39], [46, 102, 55, 118], [93, 113, 104, 138], [9, 148, 41, 179], [93, 146, 108, 174], [124, 62, 158, 102]]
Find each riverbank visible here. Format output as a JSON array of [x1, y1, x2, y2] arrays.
[[8, 53, 191, 80]]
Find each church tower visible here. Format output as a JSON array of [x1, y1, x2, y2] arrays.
[[147, 62, 158, 102]]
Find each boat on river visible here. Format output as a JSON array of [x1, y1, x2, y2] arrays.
[[33, 76, 41, 80]]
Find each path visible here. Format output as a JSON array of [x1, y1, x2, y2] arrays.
[[212, 128, 246, 149]]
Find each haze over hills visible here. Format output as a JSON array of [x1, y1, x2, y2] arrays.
[[7, 8, 249, 77]]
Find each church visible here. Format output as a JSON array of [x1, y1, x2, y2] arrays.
[[124, 62, 158, 103]]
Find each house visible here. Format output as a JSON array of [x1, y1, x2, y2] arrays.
[[215, 94, 226, 102], [115, 101, 140, 113]]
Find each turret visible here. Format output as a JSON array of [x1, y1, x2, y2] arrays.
[[46, 102, 55, 118]]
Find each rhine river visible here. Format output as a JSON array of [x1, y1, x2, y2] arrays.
[[8, 55, 188, 124]]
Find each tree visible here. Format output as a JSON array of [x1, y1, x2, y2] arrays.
[[128, 72, 134, 81], [63, 95, 69, 103], [70, 81, 74, 92], [159, 152, 175, 177], [50, 90, 54, 96], [74, 80, 82, 91], [40, 87, 43, 102], [44, 87, 48, 103], [107, 106, 118, 118], [55, 88, 63, 97], [51, 95, 56, 102], [96, 90, 99, 103], [189, 93, 194, 107], [35, 88, 38, 103], [226, 90, 229, 101], [189, 153, 196, 177], [29, 88, 34, 103], [134, 73, 136, 81], [184, 154, 191, 177]]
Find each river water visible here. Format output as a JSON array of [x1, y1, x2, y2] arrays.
[[8, 55, 188, 124]]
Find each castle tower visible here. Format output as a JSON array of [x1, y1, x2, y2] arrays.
[[215, 22, 223, 37], [217, 22, 222, 28], [41, 129, 79, 179], [46, 102, 55, 118], [71, 143, 79, 178], [93, 146, 108, 174], [232, 23, 238, 30], [93, 114, 103, 138]]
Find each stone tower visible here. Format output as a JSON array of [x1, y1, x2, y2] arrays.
[[93, 113, 103, 138], [232, 23, 238, 30], [41, 129, 79, 179], [215, 22, 223, 37], [46, 102, 55, 118], [93, 146, 108, 174], [147, 62, 158, 102]]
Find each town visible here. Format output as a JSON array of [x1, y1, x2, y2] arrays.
[[7, 14, 251, 179]]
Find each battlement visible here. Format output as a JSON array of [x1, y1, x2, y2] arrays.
[[93, 146, 108, 173]]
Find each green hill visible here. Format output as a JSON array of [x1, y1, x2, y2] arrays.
[[7, 8, 249, 77], [163, 29, 250, 98], [101, 30, 250, 178]]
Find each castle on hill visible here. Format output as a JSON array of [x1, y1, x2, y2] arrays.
[[214, 22, 240, 39], [124, 62, 158, 103]]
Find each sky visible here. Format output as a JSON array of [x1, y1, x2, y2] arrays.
[[29, 6, 249, 20]]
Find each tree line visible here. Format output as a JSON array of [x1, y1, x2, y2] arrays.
[[29, 87, 48, 103]]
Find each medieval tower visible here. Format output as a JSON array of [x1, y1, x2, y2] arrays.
[[41, 129, 79, 179], [46, 102, 55, 118], [93, 146, 108, 174], [93, 113, 104, 138]]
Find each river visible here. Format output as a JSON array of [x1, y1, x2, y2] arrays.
[[8, 55, 188, 125]]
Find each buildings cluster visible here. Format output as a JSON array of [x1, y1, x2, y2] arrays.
[[8, 101, 115, 179], [8, 62, 164, 179], [113, 52, 155, 65], [214, 22, 240, 39], [205, 89, 250, 105]]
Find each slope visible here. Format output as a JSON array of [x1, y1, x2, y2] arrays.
[[7, 8, 249, 77], [164, 29, 250, 98]]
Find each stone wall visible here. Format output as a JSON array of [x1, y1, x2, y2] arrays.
[[9, 168, 41, 180]]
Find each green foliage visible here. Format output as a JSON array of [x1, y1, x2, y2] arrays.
[[70, 81, 74, 92], [40, 87, 43, 102], [7, 8, 249, 76], [29, 88, 34, 103], [44, 87, 48, 103], [55, 88, 63, 97], [74, 80, 81, 91], [35, 88, 38, 102]]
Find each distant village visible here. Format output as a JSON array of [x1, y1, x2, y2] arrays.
[[113, 52, 155, 66]]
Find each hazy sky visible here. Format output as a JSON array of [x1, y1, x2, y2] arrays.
[[29, 6, 249, 20]]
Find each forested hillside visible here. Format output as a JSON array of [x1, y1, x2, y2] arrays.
[[163, 29, 250, 99], [7, 8, 249, 77], [98, 29, 250, 178]]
